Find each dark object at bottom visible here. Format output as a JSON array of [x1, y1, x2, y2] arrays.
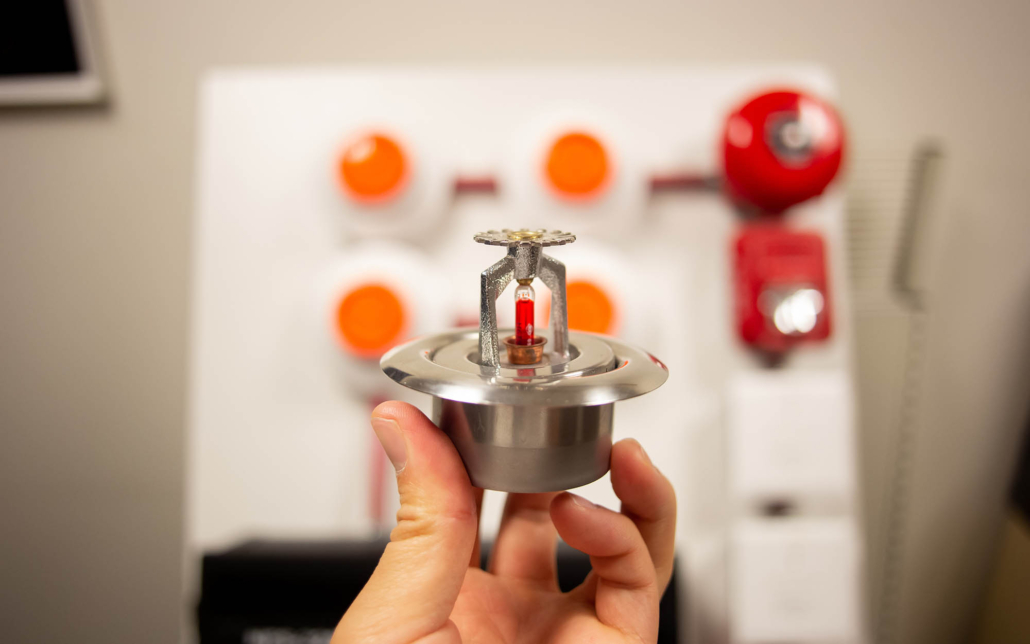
[[197, 539, 681, 643]]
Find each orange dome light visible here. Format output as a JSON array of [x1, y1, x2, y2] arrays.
[[544, 131, 610, 199], [566, 280, 616, 335], [339, 133, 408, 203], [335, 283, 407, 358]]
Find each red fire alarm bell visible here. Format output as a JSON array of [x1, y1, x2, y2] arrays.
[[722, 89, 845, 214]]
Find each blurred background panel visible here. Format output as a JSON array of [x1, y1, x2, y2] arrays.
[[1, 1, 1029, 644]]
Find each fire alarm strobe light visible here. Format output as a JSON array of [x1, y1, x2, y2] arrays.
[[381, 229, 668, 492]]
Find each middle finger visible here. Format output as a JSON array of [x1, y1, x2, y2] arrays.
[[489, 492, 560, 588]]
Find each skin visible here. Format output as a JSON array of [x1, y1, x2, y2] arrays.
[[334, 401, 677, 644]]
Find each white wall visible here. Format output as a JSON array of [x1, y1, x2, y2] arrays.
[[1, 1, 1028, 643]]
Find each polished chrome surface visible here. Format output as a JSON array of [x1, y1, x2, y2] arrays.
[[433, 397, 614, 492], [381, 330, 668, 407], [382, 227, 666, 492]]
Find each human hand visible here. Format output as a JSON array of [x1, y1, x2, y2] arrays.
[[333, 401, 677, 644]]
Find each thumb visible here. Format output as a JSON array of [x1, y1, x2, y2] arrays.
[[333, 401, 477, 644]]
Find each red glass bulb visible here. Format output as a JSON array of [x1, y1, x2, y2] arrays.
[[515, 282, 535, 345]]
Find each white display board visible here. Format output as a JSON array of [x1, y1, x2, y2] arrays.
[[188, 67, 863, 644]]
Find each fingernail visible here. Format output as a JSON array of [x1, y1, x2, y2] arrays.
[[372, 416, 407, 472], [569, 493, 597, 509], [634, 440, 655, 469]]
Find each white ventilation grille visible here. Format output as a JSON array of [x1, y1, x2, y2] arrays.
[[846, 144, 917, 301], [846, 141, 943, 644]]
